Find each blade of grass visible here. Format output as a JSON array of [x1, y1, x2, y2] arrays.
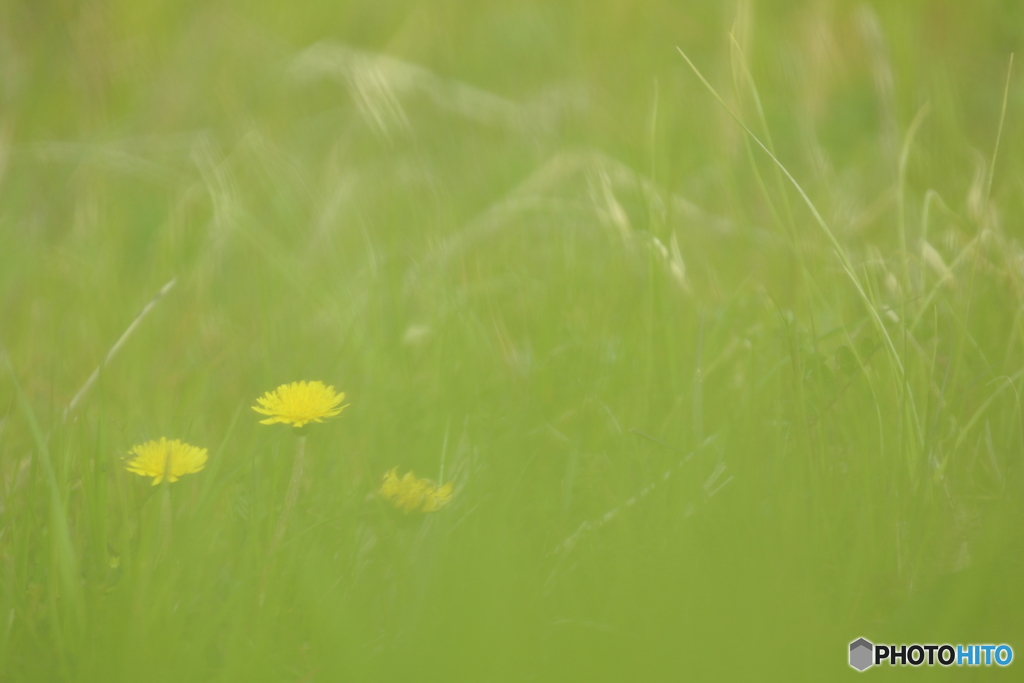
[[63, 277, 177, 421], [728, 33, 798, 240], [942, 368, 1024, 481], [898, 103, 930, 286], [984, 53, 1014, 206], [0, 343, 84, 657], [677, 46, 922, 448]]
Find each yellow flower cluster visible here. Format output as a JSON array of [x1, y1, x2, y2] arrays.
[[252, 380, 348, 428], [125, 437, 208, 485], [379, 467, 454, 513]]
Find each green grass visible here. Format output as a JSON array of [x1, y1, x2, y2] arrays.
[[2, 1, 1024, 680]]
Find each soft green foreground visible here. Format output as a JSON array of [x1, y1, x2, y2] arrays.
[[2, 1, 1023, 680]]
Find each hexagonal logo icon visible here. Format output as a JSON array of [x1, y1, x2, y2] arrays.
[[850, 638, 874, 671]]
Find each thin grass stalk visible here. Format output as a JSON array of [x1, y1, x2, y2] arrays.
[[984, 53, 1014, 208], [728, 34, 799, 242], [677, 48, 897, 362], [898, 104, 930, 288], [678, 46, 924, 456], [0, 344, 84, 662], [62, 277, 177, 422]]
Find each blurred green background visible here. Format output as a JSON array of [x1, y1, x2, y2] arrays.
[[2, 0, 1023, 680]]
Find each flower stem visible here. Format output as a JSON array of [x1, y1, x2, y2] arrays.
[[272, 434, 305, 552], [260, 433, 306, 604], [157, 447, 173, 562]]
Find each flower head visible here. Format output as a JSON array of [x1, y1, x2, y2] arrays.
[[379, 467, 454, 513], [253, 380, 348, 428], [125, 437, 208, 485]]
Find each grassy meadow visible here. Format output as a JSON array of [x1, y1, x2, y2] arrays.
[[2, 1, 1024, 680]]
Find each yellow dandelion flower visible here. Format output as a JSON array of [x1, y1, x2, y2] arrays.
[[422, 481, 454, 512], [379, 467, 454, 513], [252, 380, 348, 428], [125, 437, 208, 485]]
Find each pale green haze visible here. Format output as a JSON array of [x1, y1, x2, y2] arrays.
[[2, 1, 1024, 680]]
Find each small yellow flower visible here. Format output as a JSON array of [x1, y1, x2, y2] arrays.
[[125, 437, 208, 485], [252, 380, 348, 428], [379, 467, 454, 513], [422, 480, 455, 512]]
